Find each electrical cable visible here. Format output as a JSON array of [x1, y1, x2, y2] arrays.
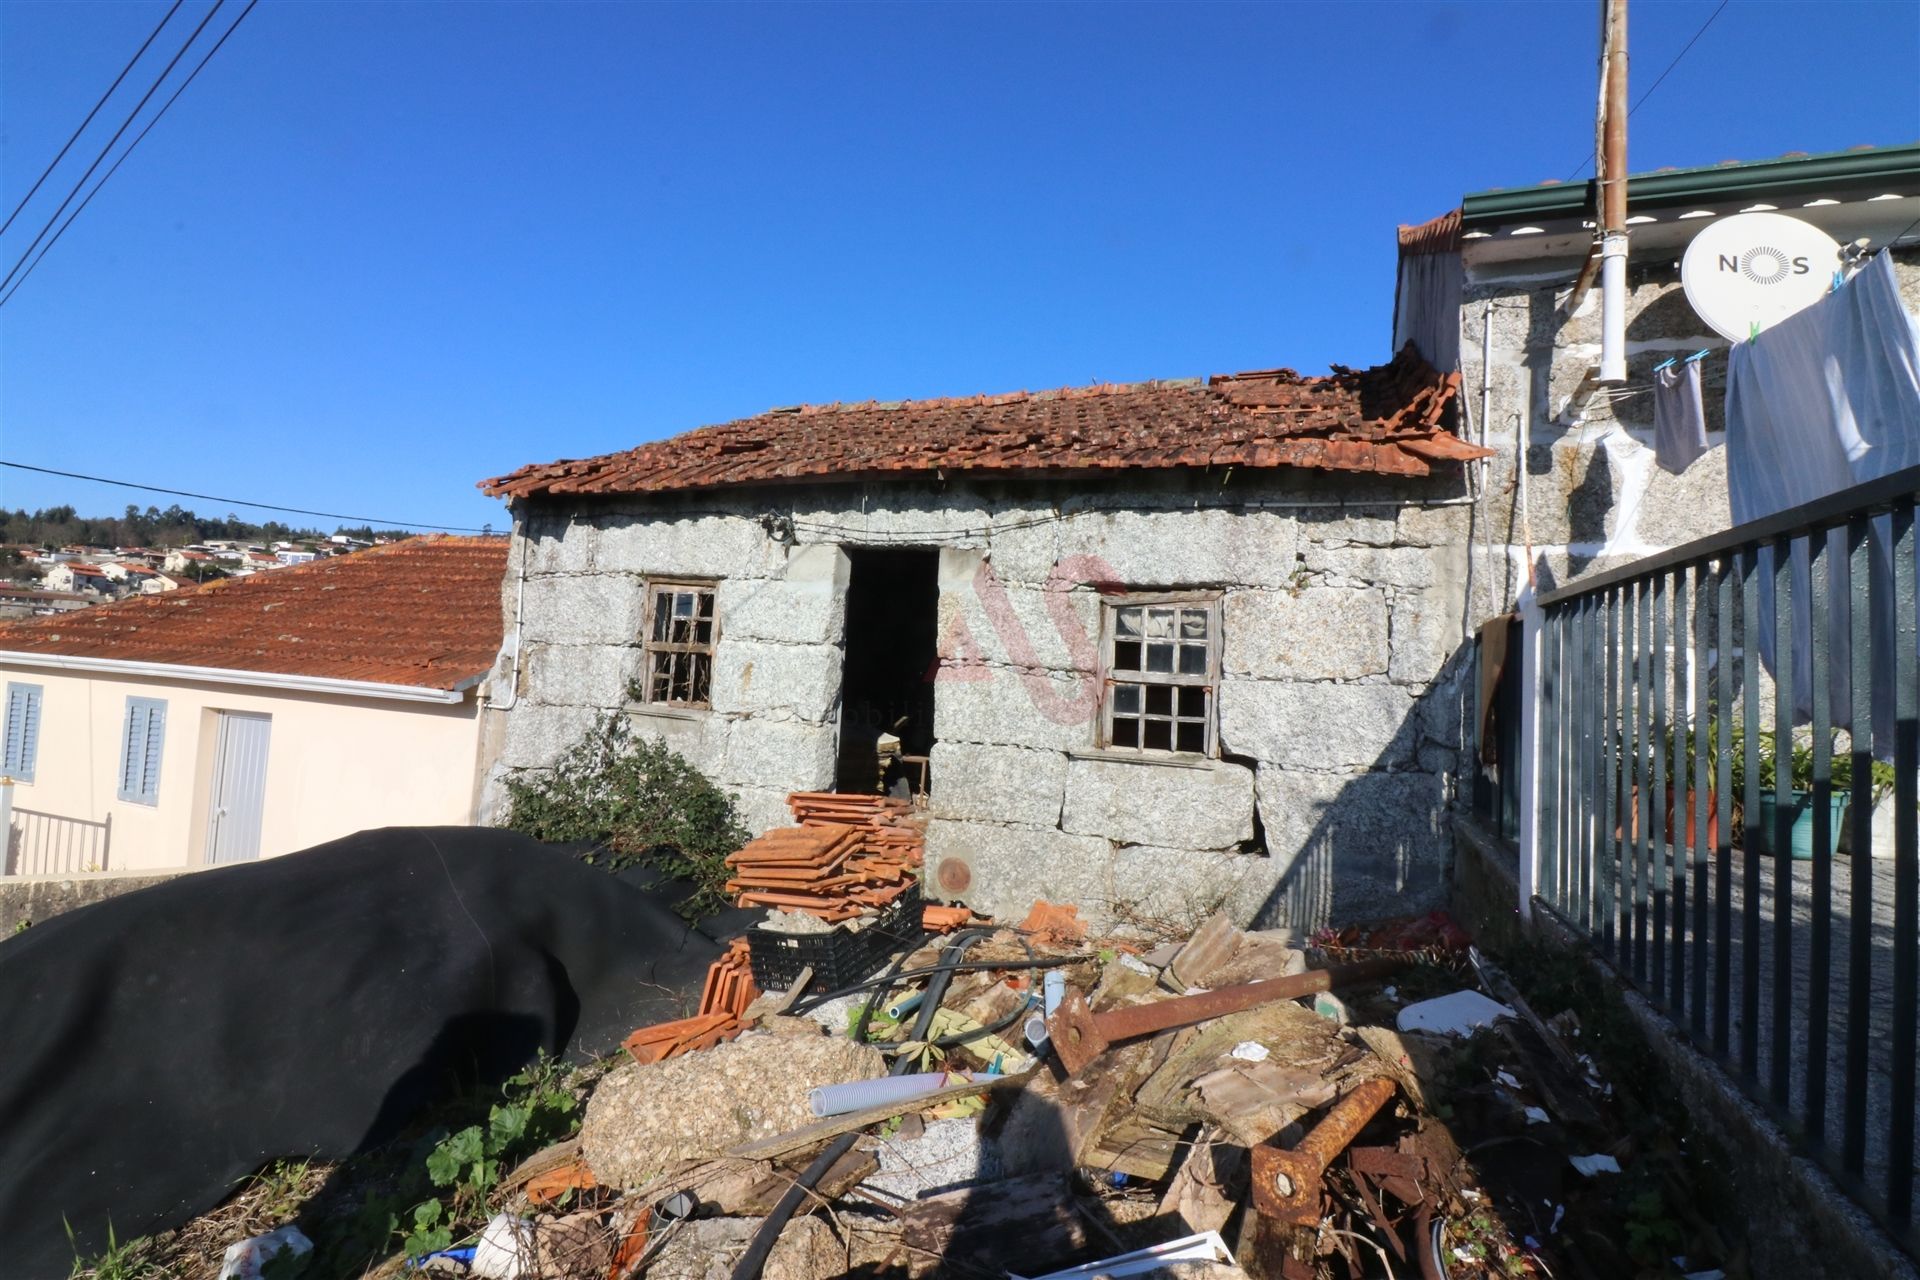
[[0, 0, 228, 298], [1559, 0, 1733, 184], [0, 460, 494, 534], [0, 0, 186, 239], [0, 0, 259, 310], [789, 954, 1081, 1015]]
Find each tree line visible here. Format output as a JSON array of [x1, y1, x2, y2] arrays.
[[0, 504, 416, 551]]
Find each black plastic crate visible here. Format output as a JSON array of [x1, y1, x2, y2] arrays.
[[746, 883, 924, 994]]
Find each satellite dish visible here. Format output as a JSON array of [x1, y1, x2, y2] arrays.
[[1681, 212, 1844, 342]]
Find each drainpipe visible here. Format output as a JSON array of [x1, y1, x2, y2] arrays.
[[484, 511, 530, 711], [1597, 0, 1630, 384]]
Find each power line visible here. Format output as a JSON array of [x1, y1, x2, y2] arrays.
[[0, 0, 185, 239], [0, 0, 227, 298], [0, 0, 259, 309], [0, 461, 496, 535], [1560, 0, 1733, 184]]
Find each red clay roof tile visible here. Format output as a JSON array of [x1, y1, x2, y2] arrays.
[[481, 344, 1485, 500], [0, 537, 508, 691]]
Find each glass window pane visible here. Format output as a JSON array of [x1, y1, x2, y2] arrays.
[[1115, 607, 1142, 637], [1178, 644, 1207, 675], [1181, 609, 1209, 639], [652, 597, 672, 642], [1179, 686, 1208, 717], [1177, 721, 1206, 753], [1146, 685, 1173, 716], [1143, 720, 1172, 751], [1112, 719, 1139, 748], [1113, 641, 1142, 672], [1146, 643, 1174, 673], [1113, 684, 1141, 715], [1145, 608, 1176, 638], [673, 592, 695, 617]]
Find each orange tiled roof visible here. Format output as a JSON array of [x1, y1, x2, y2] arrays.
[[0, 537, 509, 691], [481, 344, 1485, 500], [1398, 209, 1462, 255]]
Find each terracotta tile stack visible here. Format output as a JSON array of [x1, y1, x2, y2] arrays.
[[619, 938, 759, 1066], [723, 792, 924, 924]]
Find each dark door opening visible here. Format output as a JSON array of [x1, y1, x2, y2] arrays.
[[835, 547, 939, 795]]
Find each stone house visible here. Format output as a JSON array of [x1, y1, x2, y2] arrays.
[[1401, 143, 1920, 622], [480, 347, 1496, 930]]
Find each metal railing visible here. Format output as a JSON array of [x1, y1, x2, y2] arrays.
[[1, 785, 112, 876], [1525, 463, 1920, 1252]]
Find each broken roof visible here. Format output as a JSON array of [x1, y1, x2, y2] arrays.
[[481, 344, 1484, 501], [0, 537, 509, 692]]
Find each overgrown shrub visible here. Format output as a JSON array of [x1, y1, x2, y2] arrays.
[[502, 712, 749, 918]]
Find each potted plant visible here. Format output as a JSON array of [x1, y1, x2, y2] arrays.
[[1614, 723, 1720, 849], [1733, 728, 1892, 860]]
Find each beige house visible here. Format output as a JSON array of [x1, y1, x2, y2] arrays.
[[0, 537, 509, 875]]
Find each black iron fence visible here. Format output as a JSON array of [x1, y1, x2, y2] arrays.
[[1528, 464, 1920, 1252]]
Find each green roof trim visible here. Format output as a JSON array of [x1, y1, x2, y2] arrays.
[[1460, 143, 1920, 230]]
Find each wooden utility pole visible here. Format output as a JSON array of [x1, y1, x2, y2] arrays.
[[1598, 0, 1630, 383]]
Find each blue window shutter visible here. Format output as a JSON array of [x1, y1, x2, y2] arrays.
[[118, 697, 166, 805], [3, 683, 40, 782]]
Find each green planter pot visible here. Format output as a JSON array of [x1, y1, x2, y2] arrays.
[[1751, 790, 1849, 860]]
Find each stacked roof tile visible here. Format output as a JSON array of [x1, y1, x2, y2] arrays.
[[481, 344, 1485, 500], [0, 537, 509, 691]]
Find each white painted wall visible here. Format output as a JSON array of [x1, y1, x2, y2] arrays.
[[0, 665, 485, 873]]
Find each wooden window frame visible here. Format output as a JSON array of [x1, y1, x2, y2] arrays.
[[1097, 591, 1222, 759], [640, 577, 719, 709]]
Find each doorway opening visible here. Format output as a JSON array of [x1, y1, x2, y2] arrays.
[[835, 547, 939, 796]]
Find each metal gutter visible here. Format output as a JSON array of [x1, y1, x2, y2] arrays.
[[0, 650, 470, 704], [1462, 143, 1920, 230]]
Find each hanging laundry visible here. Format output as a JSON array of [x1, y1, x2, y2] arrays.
[[1653, 357, 1709, 474], [1725, 251, 1920, 755]]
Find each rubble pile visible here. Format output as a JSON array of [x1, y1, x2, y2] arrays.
[[366, 882, 1722, 1280], [724, 794, 921, 923]]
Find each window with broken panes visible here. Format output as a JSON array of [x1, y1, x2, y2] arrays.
[[642, 580, 717, 706], [1101, 596, 1220, 756]]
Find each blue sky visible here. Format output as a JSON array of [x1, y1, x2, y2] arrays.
[[0, 1, 1914, 533]]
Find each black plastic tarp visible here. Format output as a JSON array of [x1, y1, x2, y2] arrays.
[[0, 826, 743, 1278]]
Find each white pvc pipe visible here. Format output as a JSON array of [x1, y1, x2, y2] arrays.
[[808, 1072, 959, 1118], [1598, 232, 1629, 384]]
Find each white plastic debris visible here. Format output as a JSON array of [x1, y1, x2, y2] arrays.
[[1495, 1070, 1522, 1089], [217, 1227, 312, 1280], [470, 1214, 538, 1279], [1525, 1106, 1552, 1125], [1229, 1041, 1271, 1062], [1015, 1230, 1235, 1280], [1395, 990, 1515, 1036], [1568, 1153, 1622, 1177]]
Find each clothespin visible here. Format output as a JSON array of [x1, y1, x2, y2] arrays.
[[1652, 355, 1678, 373], [1685, 348, 1711, 364], [1833, 270, 1845, 293], [1749, 321, 1761, 341]]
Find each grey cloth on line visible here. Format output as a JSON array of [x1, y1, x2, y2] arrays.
[[1653, 359, 1709, 474], [1725, 251, 1920, 758]]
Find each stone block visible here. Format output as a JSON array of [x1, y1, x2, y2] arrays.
[[937, 580, 1101, 674], [625, 705, 732, 772], [728, 784, 797, 837], [985, 512, 1063, 585], [709, 641, 842, 722], [716, 574, 846, 646], [1221, 587, 1390, 680], [525, 643, 634, 707], [1396, 501, 1472, 548], [932, 665, 1101, 752], [1631, 443, 1732, 550], [1050, 507, 1300, 589], [1061, 756, 1254, 849], [1302, 546, 1436, 589], [594, 512, 781, 580], [1245, 768, 1451, 929], [923, 820, 1112, 923], [1109, 844, 1261, 931], [1297, 507, 1398, 548], [520, 573, 645, 647], [1389, 587, 1468, 686], [928, 741, 1067, 828], [498, 703, 602, 769], [1478, 438, 1629, 548], [521, 519, 597, 575], [1217, 680, 1416, 770], [720, 717, 837, 794]]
